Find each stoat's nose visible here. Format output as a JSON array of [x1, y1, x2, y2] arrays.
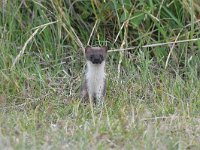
[[92, 58, 102, 64], [91, 55, 103, 64]]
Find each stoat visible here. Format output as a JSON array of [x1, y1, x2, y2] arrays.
[[81, 46, 108, 103]]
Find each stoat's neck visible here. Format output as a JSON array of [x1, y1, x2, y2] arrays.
[[87, 61, 105, 72], [86, 61, 106, 79]]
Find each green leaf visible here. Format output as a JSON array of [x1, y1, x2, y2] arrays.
[[120, 9, 128, 22], [130, 12, 145, 27]]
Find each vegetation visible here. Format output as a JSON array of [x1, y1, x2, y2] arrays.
[[0, 0, 200, 149]]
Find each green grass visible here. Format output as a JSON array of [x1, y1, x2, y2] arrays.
[[0, 0, 200, 149]]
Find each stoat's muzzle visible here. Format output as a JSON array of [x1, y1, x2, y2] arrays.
[[90, 54, 104, 64]]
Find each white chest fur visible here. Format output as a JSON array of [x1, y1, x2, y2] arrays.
[[86, 61, 105, 100]]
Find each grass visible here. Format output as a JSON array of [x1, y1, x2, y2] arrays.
[[0, 0, 200, 149]]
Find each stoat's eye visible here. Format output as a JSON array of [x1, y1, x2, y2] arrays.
[[100, 55, 103, 60]]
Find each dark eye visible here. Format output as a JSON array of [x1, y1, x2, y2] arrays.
[[90, 55, 93, 60], [100, 55, 103, 60]]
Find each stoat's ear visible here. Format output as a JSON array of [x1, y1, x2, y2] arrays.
[[85, 46, 92, 53], [101, 46, 108, 52]]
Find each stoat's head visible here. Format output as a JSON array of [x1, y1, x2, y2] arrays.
[[85, 46, 108, 64]]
